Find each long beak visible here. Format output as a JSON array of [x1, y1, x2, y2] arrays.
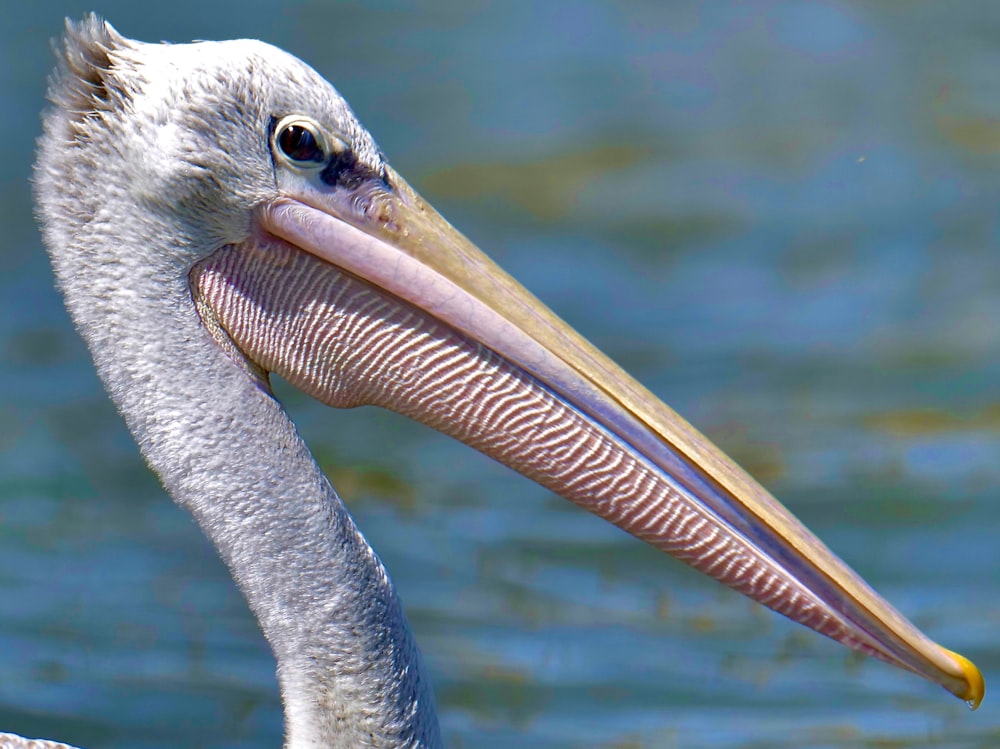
[[191, 165, 983, 708]]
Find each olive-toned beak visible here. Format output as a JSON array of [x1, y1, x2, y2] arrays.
[[199, 165, 982, 708]]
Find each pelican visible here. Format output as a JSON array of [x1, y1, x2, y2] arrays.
[[12, 14, 982, 749]]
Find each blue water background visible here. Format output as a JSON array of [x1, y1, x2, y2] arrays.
[[1, 2, 999, 747]]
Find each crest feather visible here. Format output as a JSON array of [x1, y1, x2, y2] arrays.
[[47, 14, 135, 143]]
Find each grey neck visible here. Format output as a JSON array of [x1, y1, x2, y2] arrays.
[[50, 228, 440, 749]]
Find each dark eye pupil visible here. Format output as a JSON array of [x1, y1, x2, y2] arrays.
[[278, 124, 325, 163]]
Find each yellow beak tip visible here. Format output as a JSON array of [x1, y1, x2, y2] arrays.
[[942, 648, 984, 709]]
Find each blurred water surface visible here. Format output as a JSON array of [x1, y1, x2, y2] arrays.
[[2, 2, 999, 748]]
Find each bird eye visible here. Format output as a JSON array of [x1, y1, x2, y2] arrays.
[[273, 117, 327, 166]]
